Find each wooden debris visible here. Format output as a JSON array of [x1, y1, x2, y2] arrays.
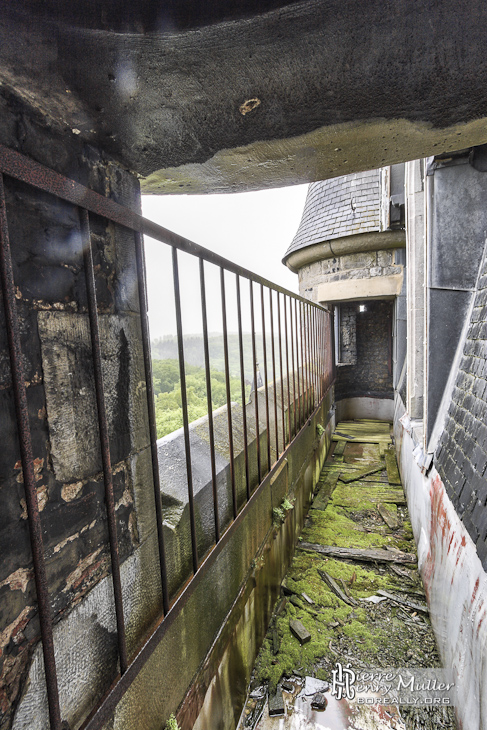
[[302, 592, 314, 605], [317, 568, 358, 606], [268, 689, 285, 716], [331, 485, 407, 508], [289, 619, 311, 644], [385, 449, 401, 485], [339, 577, 353, 601], [389, 565, 415, 579], [272, 625, 279, 655], [339, 463, 384, 483], [377, 502, 400, 529], [376, 589, 429, 614], [334, 439, 346, 456], [299, 542, 417, 564]]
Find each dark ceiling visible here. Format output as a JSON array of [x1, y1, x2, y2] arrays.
[[3, 1, 487, 193]]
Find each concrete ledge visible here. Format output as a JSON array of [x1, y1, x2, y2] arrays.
[[317, 271, 404, 303]]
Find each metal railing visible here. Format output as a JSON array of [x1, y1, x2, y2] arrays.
[[0, 143, 333, 730]]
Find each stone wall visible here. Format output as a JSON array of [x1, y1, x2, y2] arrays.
[[298, 248, 401, 303], [0, 100, 148, 729], [335, 300, 393, 401]]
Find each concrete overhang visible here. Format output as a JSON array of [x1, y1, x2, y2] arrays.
[[2, 2, 487, 192], [284, 230, 405, 273], [317, 271, 404, 305]]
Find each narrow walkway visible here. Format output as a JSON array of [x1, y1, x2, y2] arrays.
[[238, 420, 456, 730]]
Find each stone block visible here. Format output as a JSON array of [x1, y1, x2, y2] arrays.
[[38, 312, 149, 482]]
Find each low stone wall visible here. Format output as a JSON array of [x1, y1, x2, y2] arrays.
[[157, 377, 311, 597], [10, 375, 331, 730]]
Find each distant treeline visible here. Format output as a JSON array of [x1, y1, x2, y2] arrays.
[[152, 358, 249, 438], [151, 333, 283, 384]]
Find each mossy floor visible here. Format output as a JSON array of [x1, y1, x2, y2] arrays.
[[238, 421, 456, 730]]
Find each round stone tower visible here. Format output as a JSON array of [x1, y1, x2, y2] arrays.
[[283, 166, 406, 419]]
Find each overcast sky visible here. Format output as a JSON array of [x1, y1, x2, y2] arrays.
[[142, 184, 308, 340]]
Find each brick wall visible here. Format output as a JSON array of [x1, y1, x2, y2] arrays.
[[335, 300, 393, 400], [436, 248, 487, 568]]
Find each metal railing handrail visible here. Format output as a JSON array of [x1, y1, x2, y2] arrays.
[[0, 143, 325, 308], [0, 142, 333, 730]]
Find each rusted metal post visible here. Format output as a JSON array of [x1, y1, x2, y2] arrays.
[[80, 209, 128, 674], [134, 231, 169, 613], [0, 174, 63, 730], [260, 284, 271, 473], [250, 281, 261, 484], [172, 247, 199, 574], [236, 275, 250, 500], [200, 258, 220, 542], [277, 293, 286, 447], [269, 289, 279, 459], [221, 268, 237, 518]]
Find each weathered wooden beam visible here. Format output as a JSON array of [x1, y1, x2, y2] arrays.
[[385, 449, 401, 485], [299, 543, 417, 564], [377, 503, 400, 529], [376, 590, 428, 614], [317, 569, 357, 606], [339, 463, 384, 483]]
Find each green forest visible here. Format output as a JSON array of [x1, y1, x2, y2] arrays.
[[152, 358, 250, 438], [151, 333, 277, 383]]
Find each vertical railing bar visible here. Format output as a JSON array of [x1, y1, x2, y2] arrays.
[[277, 293, 286, 448], [249, 280, 261, 484], [308, 305, 314, 412], [221, 268, 237, 518], [134, 231, 169, 613], [80, 208, 128, 673], [0, 174, 63, 730], [236, 275, 250, 501], [317, 309, 322, 401], [269, 289, 279, 459], [283, 295, 292, 446], [320, 310, 325, 398], [199, 258, 220, 543], [294, 298, 301, 430], [311, 305, 318, 408], [289, 297, 297, 438], [331, 306, 337, 386], [309, 305, 315, 409], [260, 284, 271, 473], [299, 301, 307, 421], [172, 247, 199, 574]]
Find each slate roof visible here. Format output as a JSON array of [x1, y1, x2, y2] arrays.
[[284, 169, 382, 260]]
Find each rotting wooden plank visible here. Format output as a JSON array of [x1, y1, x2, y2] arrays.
[[299, 543, 417, 564], [377, 503, 400, 529], [385, 448, 401, 485], [376, 590, 429, 614], [317, 569, 358, 606], [334, 439, 346, 456], [339, 463, 384, 483], [331, 487, 406, 508], [312, 472, 340, 511]]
